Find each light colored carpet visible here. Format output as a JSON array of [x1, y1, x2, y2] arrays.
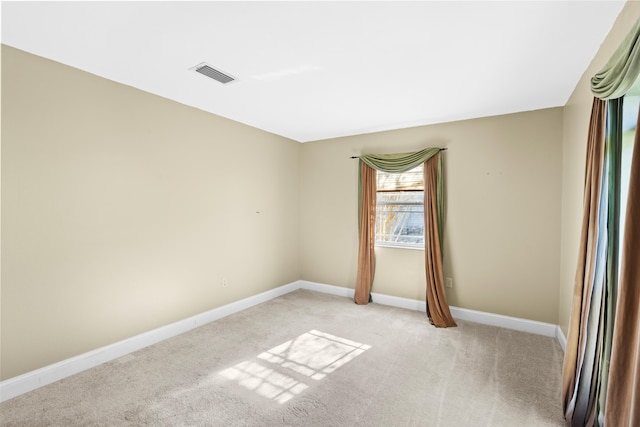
[[0, 289, 565, 426]]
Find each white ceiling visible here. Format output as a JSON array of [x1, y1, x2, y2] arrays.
[[1, 1, 627, 143]]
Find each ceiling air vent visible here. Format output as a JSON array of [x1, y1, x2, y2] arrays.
[[191, 63, 236, 84]]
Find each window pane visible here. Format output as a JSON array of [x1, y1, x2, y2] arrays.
[[377, 164, 424, 192], [376, 192, 424, 245]]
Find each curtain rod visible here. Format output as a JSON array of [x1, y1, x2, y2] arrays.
[[349, 148, 447, 159]]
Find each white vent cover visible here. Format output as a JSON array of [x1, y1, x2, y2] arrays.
[[191, 63, 235, 84]]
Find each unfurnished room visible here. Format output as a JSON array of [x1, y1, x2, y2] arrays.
[[1, 1, 639, 426]]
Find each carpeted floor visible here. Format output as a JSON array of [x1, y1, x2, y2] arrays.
[[0, 289, 565, 426]]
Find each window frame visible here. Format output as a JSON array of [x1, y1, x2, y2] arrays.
[[374, 165, 425, 250]]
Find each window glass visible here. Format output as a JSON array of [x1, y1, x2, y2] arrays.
[[375, 165, 424, 248]]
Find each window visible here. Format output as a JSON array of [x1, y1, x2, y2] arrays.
[[375, 164, 424, 249], [620, 88, 638, 260]]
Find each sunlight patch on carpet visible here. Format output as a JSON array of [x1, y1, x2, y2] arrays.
[[219, 361, 309, 404], [219, 330, 370, 403], [258, 330, 371, 380]]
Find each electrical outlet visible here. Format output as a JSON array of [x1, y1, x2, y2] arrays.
[[222, 277, 228, 288], [445, 277, 453, 288]]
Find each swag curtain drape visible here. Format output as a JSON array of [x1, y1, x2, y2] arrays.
[[423, 155, 457, 327], [591, 19, 640, 100], [562, 98, 608, 426], [354, 162, 376, 305], [563, 17, 640, 426], [354, 148, 456, 328]]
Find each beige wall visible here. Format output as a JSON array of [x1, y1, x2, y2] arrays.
[[1, 45, 301, 380], [558, 2, 640, 337], [300, 108, 563, 324]]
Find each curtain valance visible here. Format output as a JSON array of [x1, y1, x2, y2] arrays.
[[359, 147, 441, 173], [592, 19, 640, 100]]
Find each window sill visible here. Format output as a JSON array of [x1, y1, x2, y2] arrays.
[[375, 243, 425, 251]]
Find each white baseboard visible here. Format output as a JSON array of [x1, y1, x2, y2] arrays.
[[0, 280, 303, 403], [1, 279, 563, 402], [300, 280, 559, 338], [556, 326, 567, 352], [449, 305, 558, 337], [300, 280, 354, 298]]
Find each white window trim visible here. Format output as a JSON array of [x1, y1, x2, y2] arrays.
[[375, 241, 425, 251]]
